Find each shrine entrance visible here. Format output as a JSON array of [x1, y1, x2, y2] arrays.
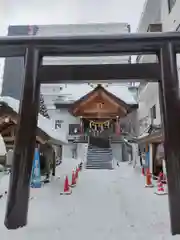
[[1, 33, 180, 235], [69, 84, 136, 137]]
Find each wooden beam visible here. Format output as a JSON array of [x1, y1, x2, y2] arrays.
[[38, 63, 161, 83], [81, 112, 124, 119], [1, 32, 180, 58]]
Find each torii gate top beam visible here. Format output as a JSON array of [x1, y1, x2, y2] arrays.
[[0, 32, 180, 57]]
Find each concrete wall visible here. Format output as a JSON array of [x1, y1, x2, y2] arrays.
[[161, 0, 180, 31], [62, 143, 75, 159], [2, 25, 34, 99], [137, 0, 180, 136], [48, 108, 80, 134], [137, 0, 161, 32], [77, 143, 88, 163], [111, 144, 123, 162], [137, 83, 161, 134], [121, 110, 139, 136], [136, 0, 163, 135], [47, 108, 80, 159]]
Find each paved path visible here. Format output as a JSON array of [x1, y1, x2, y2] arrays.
[[0, 163, 177, 240]]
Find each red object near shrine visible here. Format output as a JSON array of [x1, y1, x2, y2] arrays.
[[75, 168, 79, 179], [60, 176, 72, 195], [71, 171, 76, 187], [116, 117, 121, 135]]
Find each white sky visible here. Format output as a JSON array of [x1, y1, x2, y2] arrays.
[[0, 0, 146, 92]]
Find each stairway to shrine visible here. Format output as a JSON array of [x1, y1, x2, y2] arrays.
[[86, 136, 113, 169]]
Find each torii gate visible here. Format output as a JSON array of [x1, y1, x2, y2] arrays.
[[0, 33, 180, 235]]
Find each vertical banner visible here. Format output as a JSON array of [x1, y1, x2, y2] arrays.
[[31, 148, 41, 188], [145, 144, 149, 169]]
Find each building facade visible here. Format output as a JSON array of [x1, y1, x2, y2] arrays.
[[136, 0, 180, 176]]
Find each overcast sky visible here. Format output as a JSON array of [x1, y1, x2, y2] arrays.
[[1, 0, 146, 33], [0, 0, 146, 91]]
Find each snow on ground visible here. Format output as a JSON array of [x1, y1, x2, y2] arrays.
[[57, 157, 81, 180], [0, 162, 178, 240]]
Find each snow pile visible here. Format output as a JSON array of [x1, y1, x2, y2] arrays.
[[0, 135, 6, 156], [0, 96, 68, 145]]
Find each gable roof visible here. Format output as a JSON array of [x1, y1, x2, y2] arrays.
[[0, 96, 68, 145], [70, 84, 138, 116]]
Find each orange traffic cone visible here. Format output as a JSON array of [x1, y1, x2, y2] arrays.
[[71, 171, 76, 187], [75, 167, 79, 179], [155, 178, 167, 195], [142, 167, 145, 176], [145, 168, 153, 188], [60, 176, 72, 195]]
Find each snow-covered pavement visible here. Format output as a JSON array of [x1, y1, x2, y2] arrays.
[[0, 162, 178, 240]]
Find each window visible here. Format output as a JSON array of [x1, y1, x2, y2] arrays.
[[55, 120, 63, 129], [69, 124, 81, 135], [150, 105, 156, 119], [147, 24, 162, 33], [168, 0, 176, 13]]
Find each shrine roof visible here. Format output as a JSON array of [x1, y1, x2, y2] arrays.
[[69, 84, 138, 118]]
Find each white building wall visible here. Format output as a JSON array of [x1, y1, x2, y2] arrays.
[[137, 0, 161, 33], [46, 107, 80, 159], [136, 0, 163, 136], [77, 143, 88, 163], [111, 144, 123, 162], [161, 0, 180, 31], [48, 108, 80, 132], [138, 83, 161, 134]]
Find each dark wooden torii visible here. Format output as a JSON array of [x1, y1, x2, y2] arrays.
[[0, 33, 180, 235]]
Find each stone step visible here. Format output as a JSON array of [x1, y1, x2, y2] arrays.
[[87, 156, 112, 161], [88, 152, 112, 155], [88, 148, 112, 152], [86, 165, 113, 170], [87, 159, 112, 163], [88, 148, 111, 151], [87, 154, 112, 157], [87, 153, 112, 155], [88, 147, 112, 150], [87, 152, 112, 155], [86, 145, 113, 169], [87, 160, 112, 163], [87, 155, 112, 158]]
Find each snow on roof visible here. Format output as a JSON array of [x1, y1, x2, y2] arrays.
[[0, 96, 68, 145], [0, 134, 6, 156], [54, 84, 137, 104]]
